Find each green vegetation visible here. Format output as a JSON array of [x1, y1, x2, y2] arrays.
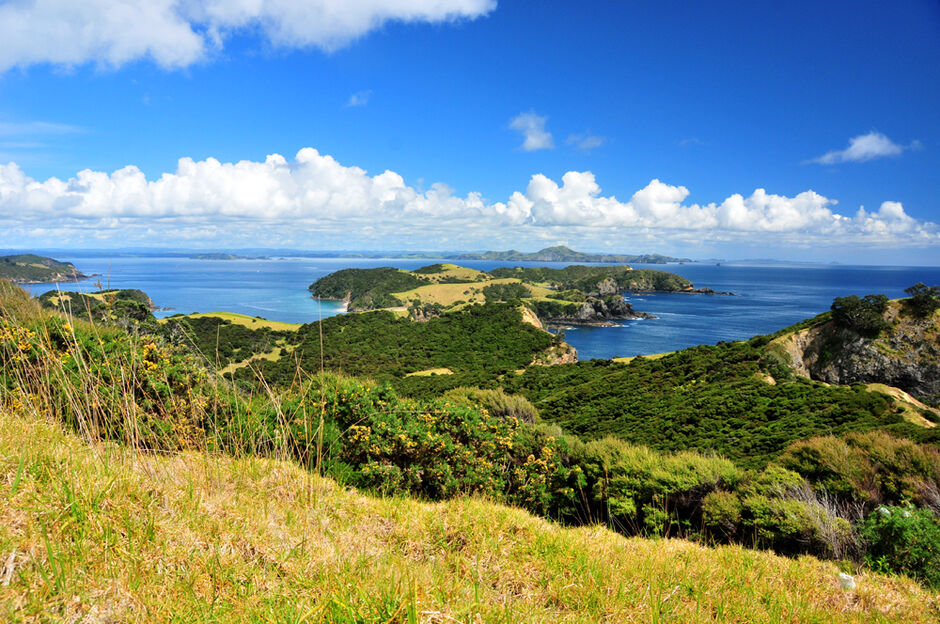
[[0, 254, 87, 283], [309, 267, 425, 310], [487, 265, 692, 291], [831, 294, 891, 337], [861, 504, 940, 588], [5, 410, 937, 623], [500, 340, 918, 468], [482, 281, 531, 302], [234, 303, 555, 386], [4, 278, 940, 601], [38, 288, 156, 329], [161, 313, 297, 371], [903, 283, 940, 317], [308, 263, 692, 329]]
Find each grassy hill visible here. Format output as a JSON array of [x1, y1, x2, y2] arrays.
[[308, 263, 692, 320], [6, 278, 940, 597], [0, 254, 87, 284], [2, 409, 937, 623]]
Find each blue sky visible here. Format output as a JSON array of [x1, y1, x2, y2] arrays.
[[1, 0, 938, 263]]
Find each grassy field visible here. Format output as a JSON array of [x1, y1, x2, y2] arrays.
[[1, 409, 938, 623], [161, 311, 301, 332], [405, 367, 455, 376], [613, 351, 673, 364], [394, 278, 555, 309]]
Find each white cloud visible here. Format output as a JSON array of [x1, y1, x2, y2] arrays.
[[346, 90, 372, 108], [807, 131, 917, 164], [0, 148, 937, 250], [509, 111, 554, 151], [567, 133, 606, 152], [0, 0, 496, 72]]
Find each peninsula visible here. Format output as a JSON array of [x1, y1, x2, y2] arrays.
[[0, 254, 88, 284], [309, 263, 695, 326]]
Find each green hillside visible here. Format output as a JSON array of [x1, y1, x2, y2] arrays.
[[4, 408, 936, 623], [0, 254, 87, 283], [5, 278, 940, 595]]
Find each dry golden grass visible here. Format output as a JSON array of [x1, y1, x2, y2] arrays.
[[159, 311, 301, 332], [405, 368, 455, 377], [866, 383, 938, 428], [1, 409, 938, 623], [394, 279, 553, 309], [613, 351, 673, 364]]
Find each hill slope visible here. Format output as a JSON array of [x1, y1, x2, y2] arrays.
[[0, 254, 87, 284], [2, 410, 937, 623]]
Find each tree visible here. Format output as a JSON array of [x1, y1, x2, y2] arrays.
[[903, 283, 940, 317], [830, 294, 889, 337]]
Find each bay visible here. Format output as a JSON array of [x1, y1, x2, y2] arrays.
[[24, 255, 940, 361]]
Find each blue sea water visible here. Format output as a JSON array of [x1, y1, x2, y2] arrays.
[[23, 256, 940, 361]]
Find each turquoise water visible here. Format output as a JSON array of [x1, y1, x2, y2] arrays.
[[24, 256, 940, 360]]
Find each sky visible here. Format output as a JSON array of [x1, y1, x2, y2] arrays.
[[0, 0, 939, 264]]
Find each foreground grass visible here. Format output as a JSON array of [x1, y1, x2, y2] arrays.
[[2, 411, 938, 623]]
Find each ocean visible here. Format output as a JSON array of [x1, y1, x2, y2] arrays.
[[24, 255, 940, 361]]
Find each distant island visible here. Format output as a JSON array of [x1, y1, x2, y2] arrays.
[[189, 253, 270, 260], [0, 254, 88, 284], [454, 245, 692, 264]]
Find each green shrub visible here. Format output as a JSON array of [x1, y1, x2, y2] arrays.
[[903, 283, 940, 317], [861, 504, 940, 588], [779, 432, 940, 506], [830, 294, 890, 337], [702, 490, 743, 537], [443, 387, 540, 423]]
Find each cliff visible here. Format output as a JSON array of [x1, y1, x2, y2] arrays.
[[773, 302, 940, 404]]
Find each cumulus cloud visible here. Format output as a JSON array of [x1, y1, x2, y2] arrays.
[[807, 131, 918, 164], [0, 0, 496, 72], [567, 133, 606, 152], [0, 148, 937, 249], [510, 111, 554, 151]]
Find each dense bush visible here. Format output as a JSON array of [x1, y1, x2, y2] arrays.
[[487, 266, 691, 292], [236, 303, 555, 387], [503, 342, 903, 467], [482, 282, 531, 302], [443, 386, 540, 423], [861, 504, 940, 588], [779, 431, 940, 508], [308, 267, 425, 310], [830, 294, 890, 337], [903, 283, 940, 317], [162, 315, 294, 369]]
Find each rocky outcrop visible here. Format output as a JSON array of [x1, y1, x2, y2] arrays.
[[774, 306, 940, 404], [544, 295, 656, 327], [529, 342, 578, 366]]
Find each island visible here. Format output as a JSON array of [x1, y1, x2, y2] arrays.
[[189, 253, 270, 260], [309, 263, 697, 327], [0, 254, 88, 284], [453, 245, 691, 264]]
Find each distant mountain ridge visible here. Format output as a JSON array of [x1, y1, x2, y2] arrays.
[[454, 246, 691, 264]]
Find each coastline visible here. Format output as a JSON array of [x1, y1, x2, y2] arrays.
[[312, 295, 348, 314]]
